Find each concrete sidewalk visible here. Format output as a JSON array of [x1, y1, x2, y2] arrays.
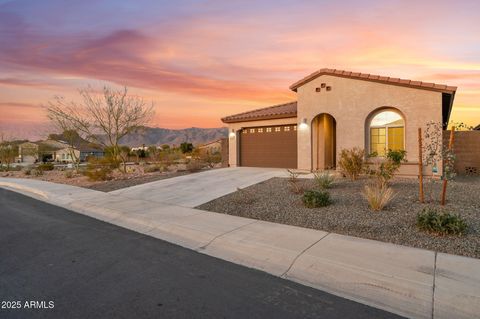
[[1, 175, 479, 319]]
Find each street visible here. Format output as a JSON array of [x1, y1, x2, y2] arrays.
[[0, 188, 402, 319]]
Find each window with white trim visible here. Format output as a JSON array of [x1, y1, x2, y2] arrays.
[[369, 110, 405, 156]]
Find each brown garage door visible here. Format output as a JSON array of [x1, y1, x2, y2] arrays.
[[240, 125, 297, 168]]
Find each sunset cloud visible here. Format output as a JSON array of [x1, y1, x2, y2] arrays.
[[0, 0, 479, 138]]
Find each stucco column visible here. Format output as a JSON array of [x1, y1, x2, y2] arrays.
[[297, 118, 312, 170]]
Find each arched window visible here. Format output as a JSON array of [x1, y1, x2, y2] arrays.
[[369, 110, 404, 156]]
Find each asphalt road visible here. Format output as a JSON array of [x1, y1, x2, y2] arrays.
[[0, 188, 403, 319]]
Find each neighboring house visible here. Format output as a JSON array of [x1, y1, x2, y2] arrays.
[[78, 146, 104, 162], [197, 139, 222, 154], [18, 142, 39, 163], [222, 68, 457, 176], [54, 147, 81, 163], [131, 146, 148, 152], [474, 124, 480, 131]]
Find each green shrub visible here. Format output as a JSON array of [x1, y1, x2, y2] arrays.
[[386, 149, 407, 165], [37, 162, 54, 171], [302, 190, 332, 208], [416, 208, 467, 236], [313, 170, 335, 189], [363, 181, 395, 211], [367, 149, 407, 185], [338, 148, 365, 181]]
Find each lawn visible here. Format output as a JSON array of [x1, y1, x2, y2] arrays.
[[197, 176, 480, 258]]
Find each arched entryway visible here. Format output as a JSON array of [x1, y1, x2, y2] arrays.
[[312, 113, 336, 170]]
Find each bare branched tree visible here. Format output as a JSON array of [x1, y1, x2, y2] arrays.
[[46, 86, 154, 172], [46, 108, 82, 170]]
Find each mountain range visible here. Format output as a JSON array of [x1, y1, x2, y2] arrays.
[[118, 126, 228, 147]]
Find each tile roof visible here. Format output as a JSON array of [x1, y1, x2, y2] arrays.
[[221, 101, 297, 123], [289, 68, 457, 94]]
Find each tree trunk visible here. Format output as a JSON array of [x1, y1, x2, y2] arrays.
[[440, 127, 455, 206], [418, 128, 424, 203]]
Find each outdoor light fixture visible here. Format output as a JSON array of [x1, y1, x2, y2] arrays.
[[229, 129, 236, 138], [299, 118, 308, 130]]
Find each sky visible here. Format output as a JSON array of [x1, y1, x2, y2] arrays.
[[0, 0, 479, 140]]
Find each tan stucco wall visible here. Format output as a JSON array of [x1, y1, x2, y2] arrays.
[[443, 130, 480, 175], [296, 75, 443, 174], [226, 117, 297, 167]]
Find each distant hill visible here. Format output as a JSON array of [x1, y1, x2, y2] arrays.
[[118, 126, 228, 147]]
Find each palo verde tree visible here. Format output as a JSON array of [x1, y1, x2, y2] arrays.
[[0, 132, 18, 170], [46, 86, 154, 172]]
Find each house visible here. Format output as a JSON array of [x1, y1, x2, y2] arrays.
[[77, 146, 104, 161], [54, 147, 80, 163], [197, 139, 222, 155], [222, 68, 456, 176], [18, 142, 39, 163], [474, 124, 480, 131]]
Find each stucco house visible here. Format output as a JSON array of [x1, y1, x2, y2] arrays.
[[197, 139, 222, 155], [18, 142, 39, 163], [222, 68, 456, 176]]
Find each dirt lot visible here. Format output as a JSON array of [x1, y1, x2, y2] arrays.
[[0, 164, 212, 192], [198, 176, 480, 258]]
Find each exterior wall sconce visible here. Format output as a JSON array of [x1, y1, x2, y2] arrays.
[[229, 129, 236, 138], [299, 118, 308, 130]]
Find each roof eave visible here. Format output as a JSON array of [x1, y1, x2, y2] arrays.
[[289, 71, 457, 94], [221, 113, 297, 124]]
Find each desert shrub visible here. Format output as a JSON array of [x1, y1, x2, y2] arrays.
[[180, 142, 194, 154], [64, 170, 74, 178], [338, 148, 365, 181], [144, 164, 164, 173], [186, 159, 204, 172], [31, 168, 43, 176], [367, 149, 407, 186], [0, 165, 22, 172], [85, 157, 113, 181], [161, 150, 184, 166], [23, 168, 31, 175], [287, 169, 305, 194], [416, 208, 467, 236], [37, 162, 54, 171], [85, 167, 112, 181], [363, 181, 395, 211], [302, 190, 332, 208], [313, 170, 335, 189], [199, 152, 222, 168]]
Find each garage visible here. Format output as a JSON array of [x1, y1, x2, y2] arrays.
[[239, 124, 297, 168]]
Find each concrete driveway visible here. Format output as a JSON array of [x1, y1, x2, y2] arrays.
[[111, 167, 286, 207]]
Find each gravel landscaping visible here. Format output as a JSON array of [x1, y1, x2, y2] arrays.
[[197, 176, 480, 258]]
